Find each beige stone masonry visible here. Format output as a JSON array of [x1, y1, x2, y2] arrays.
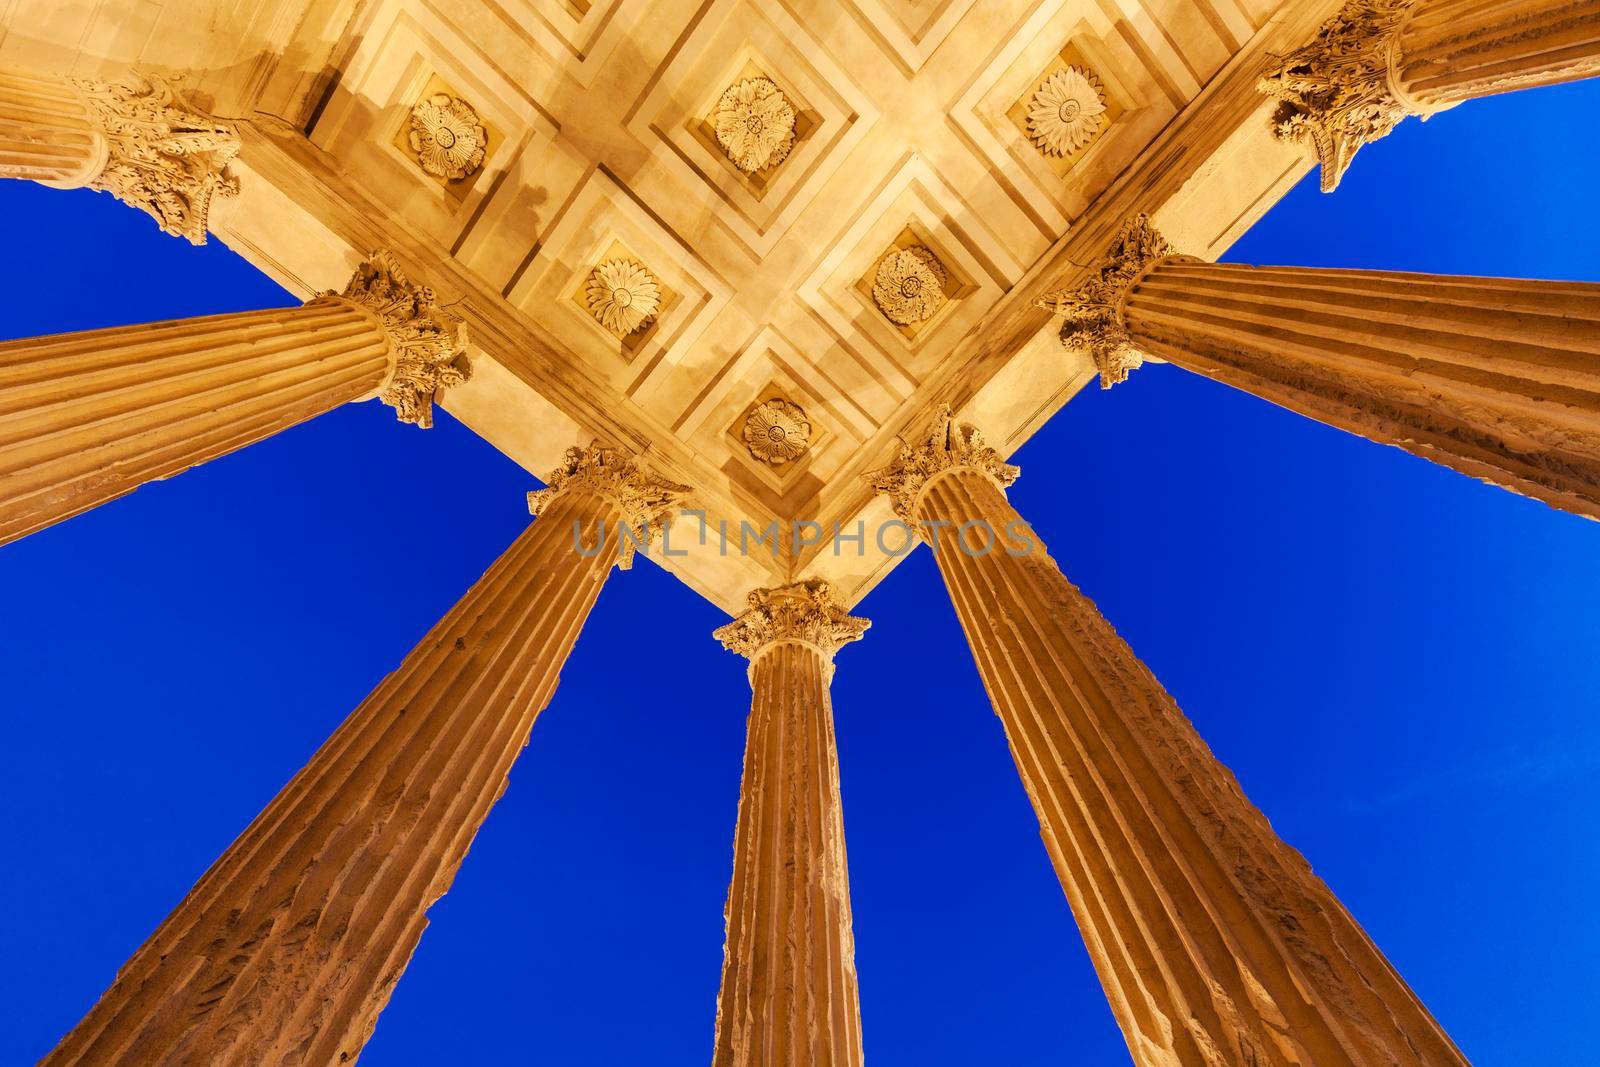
[[866, 408, 1467, 1066], [1261, 0, 1600, 189], [43, 447, 687, 1065], [0, 66, 240, 243], [0, 251, 470, 546], [711, 580, 868, 1067], [1042, 215, 1600, 521]]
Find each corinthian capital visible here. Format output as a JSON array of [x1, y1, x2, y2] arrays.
[[713, 579, 869, 664], [323, 251, 471, 428], [1037, 214, 1179, 389], [865, 405, 1019, 523], [1258, 0, 1426, 192], [526, 444, 692, 570], [67, 72, 241, 244]]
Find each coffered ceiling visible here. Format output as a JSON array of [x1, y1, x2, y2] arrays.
[[1, 0, 1327, 612]]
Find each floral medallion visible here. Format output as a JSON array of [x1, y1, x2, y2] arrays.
[[871, 245, 947, 326], [585, 259, 662, 336], [742, 399, 812, 465], [408, 93, 488, 180], [1026, 67, 1108, 157], [713, 77, 797, 174]]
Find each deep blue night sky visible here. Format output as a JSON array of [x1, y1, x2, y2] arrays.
[[2, 79, 1598, 1065]]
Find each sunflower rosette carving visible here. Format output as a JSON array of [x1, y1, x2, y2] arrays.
[[1026, 66, 1109, 157], [743, 399, 812, 466], [407, 93, 488, 181], [713, 77, 797, 174], [872, 245, 948, 326], [585, 259, 661, 336]]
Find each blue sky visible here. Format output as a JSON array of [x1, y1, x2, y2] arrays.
[[2, 79, 1597, 1065]]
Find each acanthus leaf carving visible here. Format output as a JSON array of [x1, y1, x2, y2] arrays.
[[527, 443, 692, 570], [864, 405, 1019, 524], [872, 244, 948, 326], [67, 72, 241, 245], [713, 77, 797, 175], [321, 251, 471, 428], [713, 579, 869, 663], [407, 93, 488, 181], [1257, 0, 1422, 192], [742, 398, 812, 465], [1036, 213, 1181, 389]]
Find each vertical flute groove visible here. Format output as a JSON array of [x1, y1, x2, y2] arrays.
[[712, 584, 866, 1067], [1126, 259, 1600, 520], [0, 301, 392, 546], [1396, 0, 1600, 103], [44, 489, 622, 1066], [873, 428, 1467, 1066]]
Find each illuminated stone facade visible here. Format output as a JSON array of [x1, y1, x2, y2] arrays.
[[2, 0, 1596, 1061]]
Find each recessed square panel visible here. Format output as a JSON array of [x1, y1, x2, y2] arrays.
[[490, 0, 639, 85], [841, 0, 980, 74], [795, 155, 1022, 387], [625, 0, 879, 259], [306, 1, 561, 262], [505, 169, 733, 398], [949, 2, 1173, 234]]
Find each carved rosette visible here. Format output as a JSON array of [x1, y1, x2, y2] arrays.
[[1026, 66, 1109, 157], [407, 93, 488, 180], [872, 245, 948, 326], [65, 72, 241, 245], [713, 579, 869, 667], [527, 443, 692, 570], [713, 77, 797, 174], [865, 405, 1019, 524], [1036, 213, 1181, 389], [742, 399, 811, 465], [321, 251, 471, 428], [1258, 0, 1422, 192], [585, 258, 661, 336]]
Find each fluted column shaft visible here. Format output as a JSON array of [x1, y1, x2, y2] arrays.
[[0, 300, 388, 544], [45, 486, 621, 1066], [712, 582, 867, 1067], [0, 252, 471, 547], [0, 67, 106, 185], [912, 462, 1464, 1066], [1396, 0, 1600, 106], [1126, 258, 1600, 519]]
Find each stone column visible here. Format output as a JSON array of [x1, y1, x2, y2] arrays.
[[1260, 0, 1600, 190], [710, 580, 868, 1067], [0, 66, 241, 243], [45, 444, 689, 1066], [0, 251, 473, 546], [866, 408, 1465, 1067], [1039, 215, 1600, 521]]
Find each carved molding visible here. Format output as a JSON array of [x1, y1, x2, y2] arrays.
[[67, 72, 241, 245], [407, 93, 488, 181], [871, 244, 947, 326], [585, 258, 661, 336], [527, 443, 692, 570], [1257, 0, 1422, 192], [743, 398, 812, 465], [1036, 213, 1183, 389], [713, 77, 797, 174], [713, 578, 869, 663], [865, 405, 1019, 523], [320, 250, 471, 428], [1026, 66, 1109, 157]]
